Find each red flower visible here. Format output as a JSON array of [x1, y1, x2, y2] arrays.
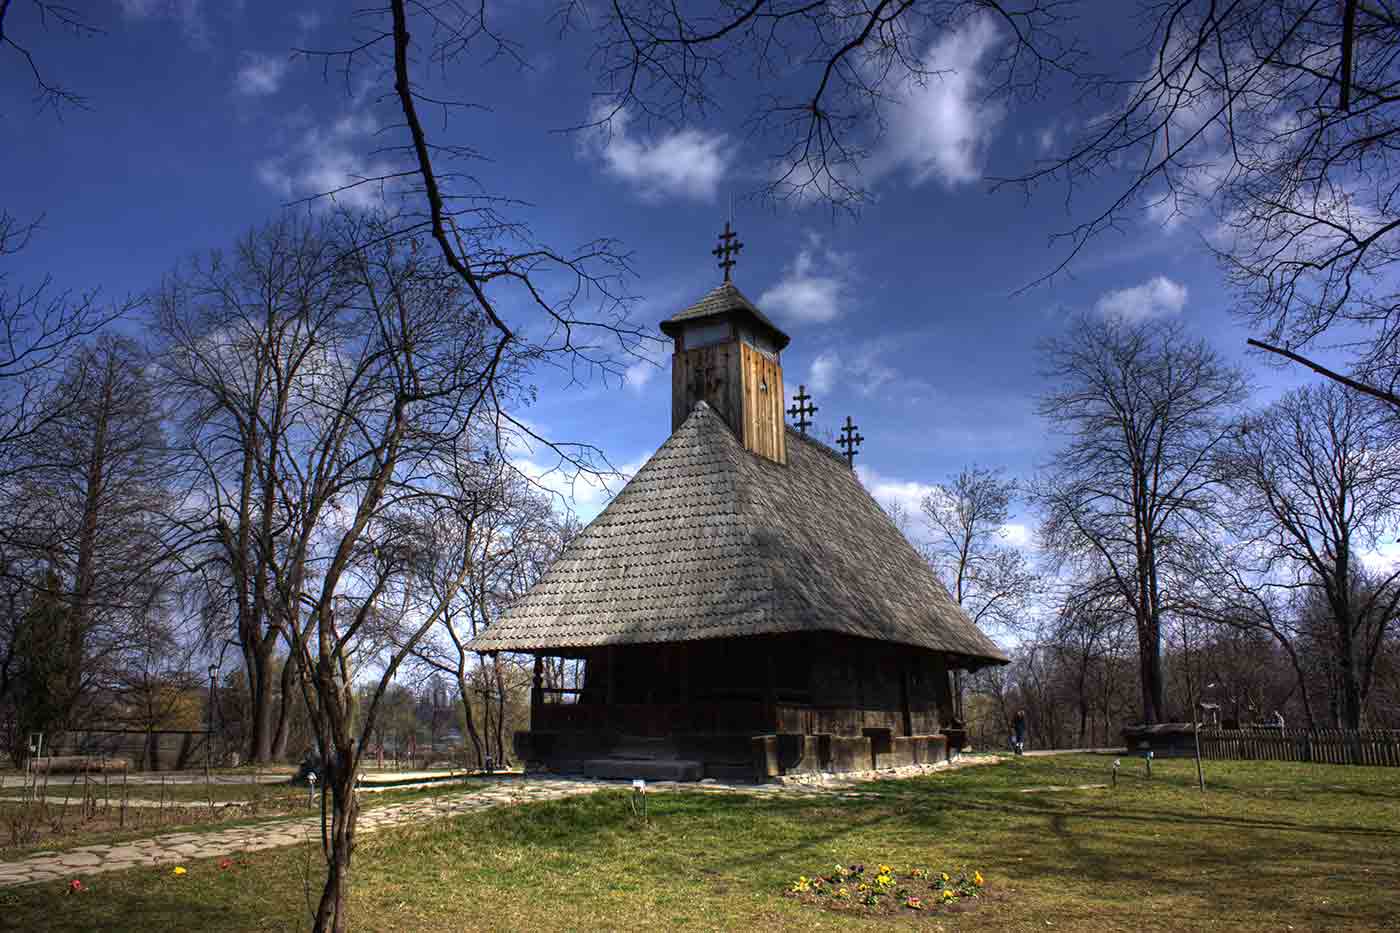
[[68, 879, 83, 893], [219, 859, 233, 870]]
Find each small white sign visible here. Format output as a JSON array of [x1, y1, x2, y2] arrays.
[[632, 779, 646, 790]]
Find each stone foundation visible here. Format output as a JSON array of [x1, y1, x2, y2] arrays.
[[518, 729, 953, 782]]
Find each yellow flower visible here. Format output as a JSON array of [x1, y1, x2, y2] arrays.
[[172, 867, 187, 876], [876, 873, 893, 887], [973, 871, 985, 887], [943, 888, 956, 899], [835, 886, 849, 899], [878, 864, 892, 875], [941, 872, 950, 882]]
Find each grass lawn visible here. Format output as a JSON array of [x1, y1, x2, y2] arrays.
[[3, 754, 1398, 932]]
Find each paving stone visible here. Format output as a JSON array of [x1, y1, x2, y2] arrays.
[[105, 848, 145, 861]]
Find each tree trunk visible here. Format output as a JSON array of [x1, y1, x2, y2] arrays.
[[456, 674, 484, 768], [247, 640, 277, 763], [491, 656, 507, 765], [1136, 616, 1164, 724], [67, 373, 112, 724], [312, 748, 358, 933], [271, 652, 299, 761], [1337, 623, 1362, 730]]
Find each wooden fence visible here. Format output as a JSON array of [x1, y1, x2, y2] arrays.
[[1198, 728, 1400, 767]]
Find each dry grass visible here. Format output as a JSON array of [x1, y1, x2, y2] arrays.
[[4, 754, 1399, 932]]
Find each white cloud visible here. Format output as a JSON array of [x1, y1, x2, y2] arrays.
[[518, 454, 648, 524], [256, 112, 390, 209], [856, 466, 938, 515], [808, 352, 839, 394], [622, 340, 668, 394], [1001, 522, 1033, 549], [235, 53, 289, 97], [624, 359, 658, 393], [585, 106, 731, 202], [759, 235, 849, 323], [804, 337, 909, 400], [117, 0, 207, 43], [871, 14, 1006, 187], [1094, 276, 1188, 322], [1360, 538, 1400, 575]]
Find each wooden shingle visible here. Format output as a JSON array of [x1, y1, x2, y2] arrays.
[[469, 402, 1008, 665]]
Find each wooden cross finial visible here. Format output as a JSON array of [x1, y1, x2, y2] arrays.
[[712, 221, 743, 282], [837, 415, 864, 468], [787, 385, 818, 434]]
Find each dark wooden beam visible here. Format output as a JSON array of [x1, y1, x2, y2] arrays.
[[606, 645, 617, 707], [899, 657, 913, 737]]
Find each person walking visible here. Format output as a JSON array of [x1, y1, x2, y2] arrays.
[[1013, 710, 1027, 756]]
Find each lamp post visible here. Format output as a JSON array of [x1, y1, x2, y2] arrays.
[[207, 664, 218, 777]]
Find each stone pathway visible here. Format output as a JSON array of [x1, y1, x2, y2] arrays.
[[0, 757, 1003, 888], [0, 778, 604, 888]]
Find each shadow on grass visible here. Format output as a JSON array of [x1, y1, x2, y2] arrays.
[[9, 758, 1400, 933]]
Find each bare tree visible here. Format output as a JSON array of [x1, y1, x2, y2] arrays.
[[1, 337, 174, 744], [0, 1, 100, 114], [1051, 578, 1134, 746], [191, 210, 533, 933], [920, 465, 1037, 639], [410, 461, 565, 769], [1033, 313, 1248, 725], [0, 213, 131, 467], [154, 219, 359, 765], [1001, 2, 1400, 406], [918, 465, 1037, 722], [1220, 383, 1400, 728]]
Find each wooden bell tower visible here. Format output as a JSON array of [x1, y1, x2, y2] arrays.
[[661, 225, 792, 464]]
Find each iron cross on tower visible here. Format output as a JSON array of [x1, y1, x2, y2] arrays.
[[712, 221, 743, 281], [837, 415, 864, 468], [787, 385, 818, 434]]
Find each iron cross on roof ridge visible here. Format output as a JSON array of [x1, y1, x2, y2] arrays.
[[712, 221, 743, 282], [837, 415, 864, 468], [787, 385, 817, 434]]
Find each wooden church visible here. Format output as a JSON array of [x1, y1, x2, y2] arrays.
[[468, 228, 1008, 781]]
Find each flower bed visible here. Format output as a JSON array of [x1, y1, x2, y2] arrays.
[[786, 862, 987, 916]]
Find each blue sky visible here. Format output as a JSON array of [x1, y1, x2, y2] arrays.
[[3, 1, 1329, 542]]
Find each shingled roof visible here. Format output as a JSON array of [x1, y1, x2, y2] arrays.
[[660, 282, 791, 350], [468, 402, 1008, 665]]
